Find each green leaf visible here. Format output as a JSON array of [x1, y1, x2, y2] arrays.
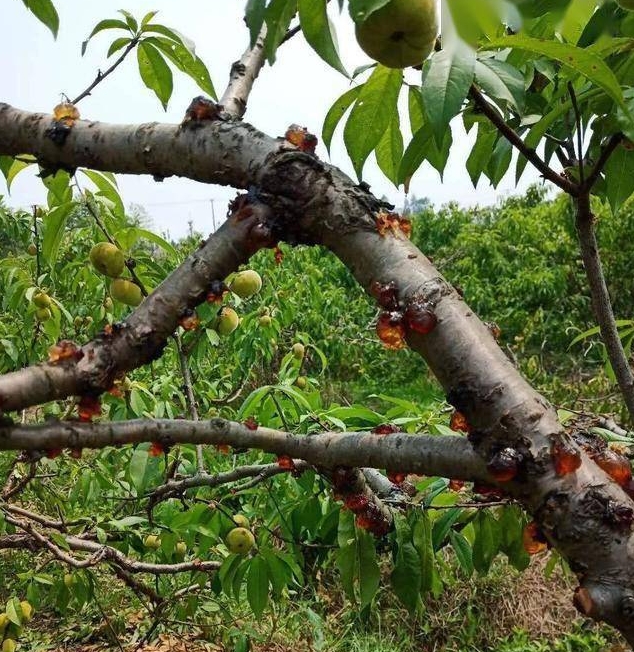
[[246, 0, 267, 47], [446, 0, 502, 45], [0, 156, 36, 192], [515, 87, 601, 182], [129, 447, 149, 494], [6, 597, 22, 626], [357, 529, 380, 608], [408, 86, 425, 134], [391, 541, 421, 613], [336, 543, 356, 601], [247, 556, 269, 618], [82, 18, 130, 54], [145, 37, 215, 99], [560, 0, 597, 45], [467, 124, 497, 187], [484, 36, 628, 115], [41, 202, 74, 267], [322, 86, 361, 154], [298, 0, 347, 77], [264, 0, 297, 64], [604, 143, 634, 214], [21, 0, 59, 38], [422, 47, 475, 146], [118, 9, 138, 33], [137, 41, 174, 110], [81, 169, 124, 218], [413, 513, 435, 594], [472, 511, 500, 574], [107, 37, 133, 58], [432, 507, 462, 550], [398, 122, 452, 187], [449, 530, 473, 576], [486, 137, 512, 188], [141, 24, 196, 57], [141, 11, 158, 27], [375, 113, 403, 186], [348, 0, 390, 24], [344, 65, 402, 178], [475, 58, 525, 112], [116, 226, 179, 259]]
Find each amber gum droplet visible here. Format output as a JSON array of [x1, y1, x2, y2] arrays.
[[552, 440, 582, 476], [376, 312, 406, 350], [523, 521, 548, 555]]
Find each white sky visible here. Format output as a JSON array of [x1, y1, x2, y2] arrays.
[[0, 0, 542, 239]]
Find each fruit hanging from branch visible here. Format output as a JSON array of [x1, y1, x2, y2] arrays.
[[32, 291, 51, 308], [89, 243, 125, 278], [216, 307, 240, 336], [355, 0, 438, 69], [229, 270, 262, 299], [225, 527, 255, 555], [110, 278, 143, 307]]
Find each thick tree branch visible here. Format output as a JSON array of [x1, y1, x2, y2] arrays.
[[2, 101, 634, 641], [0, 418, 487, 481], [0, 197, 272, 412]]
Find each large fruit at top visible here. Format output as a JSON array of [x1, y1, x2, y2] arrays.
[[230, 270, 262, 299], [89, 242, 125, 278], [617, 0, 634, 10], [355, 0, 438, 69], [110, 279, 143, 307], [225, 527, 255, 555]]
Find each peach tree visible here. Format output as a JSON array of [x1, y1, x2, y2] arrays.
[[2, 0, 634, 647]]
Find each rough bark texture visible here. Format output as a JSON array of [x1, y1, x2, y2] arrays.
[[1, 104, 634, 644], [0, 201, 267, 411], [0, 418, 487, 481]]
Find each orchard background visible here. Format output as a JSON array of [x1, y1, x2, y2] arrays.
[[1, 1, 634, 651]]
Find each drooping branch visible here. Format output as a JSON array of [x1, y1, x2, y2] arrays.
[[148, 460, 312, 507], [1, 516, 221, 575]]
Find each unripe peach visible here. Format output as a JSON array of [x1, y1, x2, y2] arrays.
[[230, 270, 262, 299], [217, 307, 239, 336], [90, 243, 125, 278], [110, 279, 142, 307]]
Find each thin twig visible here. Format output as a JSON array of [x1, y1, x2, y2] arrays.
[[71, 38, 139, 105], [469, 85, 579, 196], [582, 133, 623, 192]]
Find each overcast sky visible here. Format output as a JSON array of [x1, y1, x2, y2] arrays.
[[0, 0, 542, 239]]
